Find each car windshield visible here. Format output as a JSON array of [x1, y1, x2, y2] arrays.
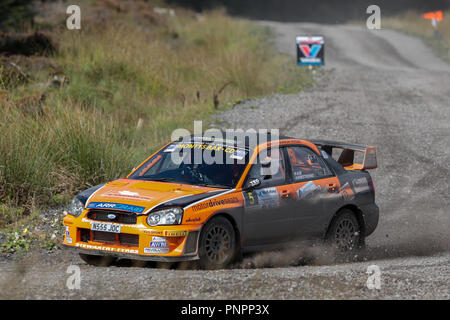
[[128, 141, 249, 188]]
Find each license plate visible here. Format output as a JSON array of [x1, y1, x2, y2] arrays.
[[91, 222, 121, 233]]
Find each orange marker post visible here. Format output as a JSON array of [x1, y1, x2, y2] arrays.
[[423, 10, 443, 22], [423, 10, 443, 39]]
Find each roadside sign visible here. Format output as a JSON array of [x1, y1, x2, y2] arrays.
[[296, 36, 324, 66]]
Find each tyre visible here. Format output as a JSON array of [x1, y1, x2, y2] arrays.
[[198, 216, 237, 269], [326, 209, 365, 261], [79, 253, 116, 267]]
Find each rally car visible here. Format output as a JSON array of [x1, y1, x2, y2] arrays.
[[63, 134, 379, 268]]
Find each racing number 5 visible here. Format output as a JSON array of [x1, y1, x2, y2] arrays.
[[247, 192, 255, 205]]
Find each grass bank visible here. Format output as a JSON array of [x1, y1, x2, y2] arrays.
[[0, 1, 312, 237]]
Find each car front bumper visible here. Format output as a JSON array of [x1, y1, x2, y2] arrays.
[[63, 245, 200, 261], [62, 213, 201, 261]]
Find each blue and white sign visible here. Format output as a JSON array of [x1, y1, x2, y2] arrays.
[[86, 202, 146, 214], [296, 36, 325, 66]]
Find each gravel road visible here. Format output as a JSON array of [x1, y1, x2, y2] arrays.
[[1, 22, 449, 299]]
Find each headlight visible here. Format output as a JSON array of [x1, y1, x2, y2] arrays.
[[147, 207, 183, 226], [68, 197, 85, 217]]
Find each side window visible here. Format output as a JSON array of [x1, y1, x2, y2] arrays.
[[286, 146, 331, 181], [246, 148, 286, 187]]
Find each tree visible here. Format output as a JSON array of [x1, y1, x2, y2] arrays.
[[0, 0, 35, 31]]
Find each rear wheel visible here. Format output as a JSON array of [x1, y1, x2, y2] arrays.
[[198, 216, 237, 269], [327, 209, 364, 260], [79, 253, 116, 267]]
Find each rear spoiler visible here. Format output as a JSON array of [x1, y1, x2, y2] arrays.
[[310, 140, 377, 170]]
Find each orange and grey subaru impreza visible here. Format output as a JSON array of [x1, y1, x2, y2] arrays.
[[63, 134, 379, 268]]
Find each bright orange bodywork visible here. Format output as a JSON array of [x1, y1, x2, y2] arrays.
[[63, 179, 243, 259], [62, 137, 377, 261]]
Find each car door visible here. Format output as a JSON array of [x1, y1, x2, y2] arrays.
[[242, 147, 295, 246], [283, 146, 341, 239]]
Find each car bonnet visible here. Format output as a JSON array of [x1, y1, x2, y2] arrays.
[[85, 178, 226, 214]]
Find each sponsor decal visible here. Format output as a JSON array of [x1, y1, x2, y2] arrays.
[[293, 169, 303, 178], [229, 149, 247, 160], [144, 247, 170, 254], [101, 191, 153, 201], [175, 142, 239, 154], [143, 230, 163, 235], [353, 177, 370, 193], [244, 187, 280, 210], [297, 181, 322, 199], [255, 188, 280, 208], [75, 243, 138, 254], [296, 36, 325, 66], [293, 170, 316, 181], [65, 226, 72, 243], [150, 241, 168, 248], [150, 236, 168, 247], [152, 236, 166, 242], [185, 217, 201, 223], [86, 202, 145, 214], [247, 178, 260, 188], [191, 196, 240, 212], [118, 190, 139, 197], [164, 230, 188, 237]]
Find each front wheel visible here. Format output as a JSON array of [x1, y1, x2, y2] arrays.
[[79, 253, 116, 267], [326, 209, 365, 261], [198, 216, 238, 269]]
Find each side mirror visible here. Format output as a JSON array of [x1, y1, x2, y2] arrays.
[[244, 178, 261, 190]]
